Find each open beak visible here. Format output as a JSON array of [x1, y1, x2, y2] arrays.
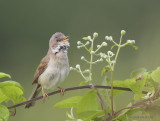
[[62, 36, 69, 42]]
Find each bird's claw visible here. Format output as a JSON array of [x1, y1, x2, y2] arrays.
[[43, 93, 48, 102], [58, 87, 65, 95]]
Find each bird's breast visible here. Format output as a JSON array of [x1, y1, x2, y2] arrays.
[[38, 57, 69, 89]]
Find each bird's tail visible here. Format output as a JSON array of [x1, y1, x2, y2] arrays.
[[25, 84, 41, 108]]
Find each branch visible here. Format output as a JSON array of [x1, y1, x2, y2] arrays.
[[106, 84, 160, 121], [7, 85, 147, 109]]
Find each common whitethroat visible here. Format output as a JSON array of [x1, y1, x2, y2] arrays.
[[25, 32, 70, 108]]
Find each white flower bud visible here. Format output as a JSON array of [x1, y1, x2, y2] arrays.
[[90, 51, 95, 54], [85, 41, 90, 45], [81, 56, 85, 60], [109, 36, 113, 41], [121, 30, 126, 36], [76, 64, 80, 69], [127, 40, 135, 44], [101, 42, 107, 46], [77, 41, 81, 45], [77, 46, 81, 49], [100, 53, 107, 58], [105, 36, 109, 40], [84, 69, 90, 73], [88, 36, 92, 40], [105, 36, 113, 41], [99, 58, 103, 61], [111, 60, 116, 64], [107, 51, 114, 57], [97, 45, 101, 48], [93, 32, 98, 38], [70, 67, 73, 70]]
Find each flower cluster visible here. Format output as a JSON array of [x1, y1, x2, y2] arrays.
[[70, 30, 137, 82]]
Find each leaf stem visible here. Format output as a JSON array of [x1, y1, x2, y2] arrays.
[[77, 68, 87, 81], [110, 34, 123, 116], [89, 39, 94, 81]]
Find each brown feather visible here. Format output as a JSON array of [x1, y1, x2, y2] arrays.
[[32, 55, 50, 84]]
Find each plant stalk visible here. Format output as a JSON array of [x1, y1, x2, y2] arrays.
[[110, 34, 123, 116]]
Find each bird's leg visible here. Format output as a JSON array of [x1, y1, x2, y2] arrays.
[[58, 86, 65, 95], [42, 86, 48, 102]]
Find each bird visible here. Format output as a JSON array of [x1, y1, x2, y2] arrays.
[[25, 32, 70, 108]]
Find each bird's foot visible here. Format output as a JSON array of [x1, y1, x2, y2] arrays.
[[42, 93, 48, 102], [58, 87, 65, 95]]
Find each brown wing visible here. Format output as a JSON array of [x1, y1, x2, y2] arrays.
[[32, 55, 49, 84]]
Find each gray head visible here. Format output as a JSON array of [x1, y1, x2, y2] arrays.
[[49, 32, 69, 48], [49, 32, 70, 54]]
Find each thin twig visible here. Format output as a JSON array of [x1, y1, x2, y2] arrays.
[[7, 85, 147, 109], [90, 84, 107, 121]]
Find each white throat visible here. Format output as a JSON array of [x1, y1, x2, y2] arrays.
[[52, 42, 70, 54]]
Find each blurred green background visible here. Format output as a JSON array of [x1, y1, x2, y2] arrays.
[[1, 0, 160, 121]]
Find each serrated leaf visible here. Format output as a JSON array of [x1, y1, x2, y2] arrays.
[[77, 90, 98, 115], [0, 105, 9, 121], [151, 67, 160, 83], [53, 96, 82, 109], [0, 81, 23, 90], [78, 110, 104, 121], [1, 86, 26, 104], [0, 72, 11, 79], [131, 68, 147, 78]]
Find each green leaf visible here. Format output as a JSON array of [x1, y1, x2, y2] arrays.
[[113, 81, 127, 96], [0, 81, 23, 90], [111, 44, 116, 50], [130, 79, 146, 95], [131, 45, 138, 50], [1, 86, 26, 104], [101, 65, 111, 76], [0, 89, 9, 103], [79, 81, 86, 86], [77, 90, 98, 115], [99, 79, 112, 113], [131, 68, 147, 78], [151, 67, 160, 83], [0, 105, 9, 121], [82, 37, 90, 41], [113, 103, 141, 121], [53, 96, 82, 109], [0, 72, 11, 79], [126, 43, 138, 50], [78, 110, 104, 121], [115, 107, 140, 121], [144, 98, 160, 121], [113, 77, 146, 96], [88, 47, 92, 52]]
